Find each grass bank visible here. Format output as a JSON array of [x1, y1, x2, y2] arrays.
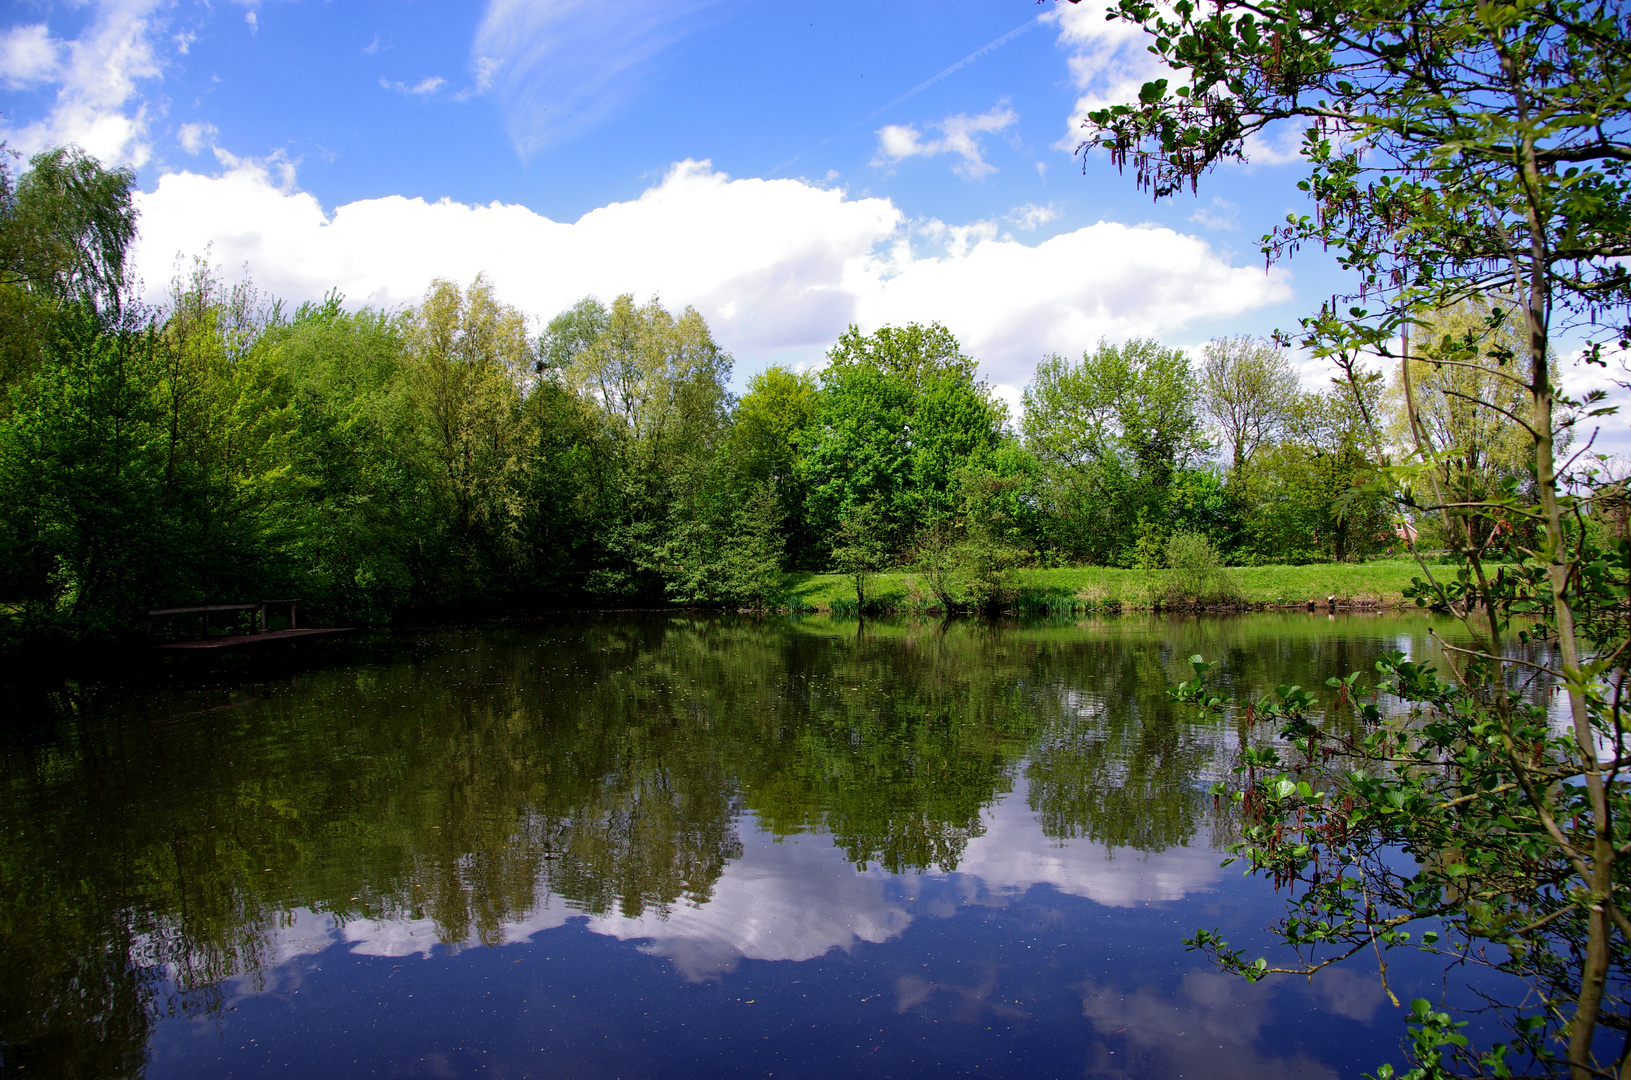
[[786, 558, 1428, 614]]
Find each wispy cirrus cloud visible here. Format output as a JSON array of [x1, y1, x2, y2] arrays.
[[1189, 197, 1238, 231], [226, 0, 261, 34], [470, 0, 726, 157]]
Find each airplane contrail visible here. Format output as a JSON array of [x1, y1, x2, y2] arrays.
[[845, 14, 1044, 135], [767, 13, 1046, 177]]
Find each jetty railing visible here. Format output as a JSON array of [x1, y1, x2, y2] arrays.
[[145, 599, 301, 642]]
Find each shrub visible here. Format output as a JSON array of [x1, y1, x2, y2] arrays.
[[912, 521, 961, 611], [957, 533, 1024, 613], [1163, 532, 1241, 606]]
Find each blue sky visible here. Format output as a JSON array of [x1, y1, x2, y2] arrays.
[[0, 0, 1413, 402]]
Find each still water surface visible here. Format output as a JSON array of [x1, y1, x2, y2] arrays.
[[1, 613, 1500, 1078]]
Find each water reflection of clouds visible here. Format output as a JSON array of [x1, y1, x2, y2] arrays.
[[246, 772, 1229, 984], [317, 829, 909, 978], [950, 775, 1227, 907], [261, 906, 336, 965], [199, 808, 1385, 1073], [211, 906, 356, 1001], [342, 914, 461, 957], [1078, 970, 1351, 1079], [586, 833, 910, 980]]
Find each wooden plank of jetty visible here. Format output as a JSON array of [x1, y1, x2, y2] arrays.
[[151, 627, 351, 651], [145, 599, 347, 650]]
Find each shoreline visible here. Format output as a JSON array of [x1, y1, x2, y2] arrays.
[[0, 559, 1438, 661], [781, 558, 1430, 616]]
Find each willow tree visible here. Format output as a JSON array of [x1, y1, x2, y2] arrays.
[[0, 145, 138, 390], [1384, 298, 1564, 552], [547, 293, 733, 599], [405, 275, 532, 601], [1083, 0, 1631, 1074]]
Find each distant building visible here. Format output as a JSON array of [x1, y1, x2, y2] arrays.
[[1597, 482, 1630, 540]]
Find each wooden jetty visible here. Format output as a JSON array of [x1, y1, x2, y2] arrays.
[[146, 599, 350, 651]]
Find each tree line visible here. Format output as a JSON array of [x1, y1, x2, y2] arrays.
[[3, 144, 1535, 643]]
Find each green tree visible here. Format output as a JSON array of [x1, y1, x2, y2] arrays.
[[719, 478, 788, 608], [514, 377, 602, 599], [1386, 298, 1563, 553], [1161, 531, 1240, 605], [139, 263, 301, 607], [824, 321, 977, 385], [269, 298, 422, 623], [1087, 0, 1631, 1072], [1199, 335, 1299, 476], [727, 366, 816, 489], [954, 464, 1032, 612], [1022, 337, 1209, 564], [536, 295, 609, 375], [0, 302, 165, 639], [551, 293, 734, 600], [724, 365, 818, 567], [0, 146, 139, 390], [831, 499, 890, 612], [912, 520, 962, 611], [802, 323, 1005, 550], [1163, 467, 1238, 554], [403, 275, 531, 603], [1235, 382, 1393, 563]]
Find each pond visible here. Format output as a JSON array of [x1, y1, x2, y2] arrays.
[[0, 612, 1511, 1079]]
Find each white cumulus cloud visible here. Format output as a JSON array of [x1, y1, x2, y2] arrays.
[[382, 75, 446, 96], [1043, 1, 1166, 153], [1, 23, 64, 89], [0, 0, 167, 168], [130, 157, 1291, 387], [874, 105, 1018, 180], [177, 121, 216, 155]]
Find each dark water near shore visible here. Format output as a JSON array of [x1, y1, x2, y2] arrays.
[[0, 613, 1511, 1079]]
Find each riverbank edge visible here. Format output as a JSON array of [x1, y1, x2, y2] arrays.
[[0, 558, 1434, 662], [781, 559, 1428, 615]]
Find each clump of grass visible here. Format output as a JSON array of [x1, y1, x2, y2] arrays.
[[1013, 591, 1082, 615], [900, 575, 940, 614], [1074, 580, 1127, 612], [1074, 582, 1108, 605]]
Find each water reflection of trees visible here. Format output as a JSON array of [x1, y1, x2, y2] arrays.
[[0, 612, 1453, 1077]]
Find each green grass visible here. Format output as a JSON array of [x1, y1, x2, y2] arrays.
[[785, 558, 1430, 613]]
